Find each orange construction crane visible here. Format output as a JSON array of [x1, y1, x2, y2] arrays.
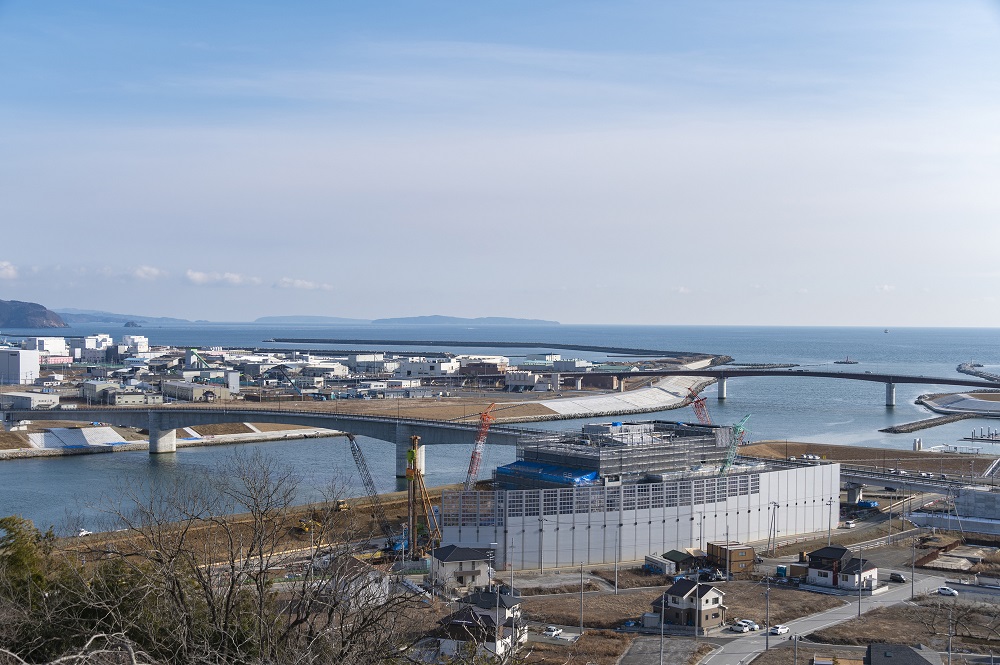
[[463, 403, 497, 490], [687, 388, 712, 425]]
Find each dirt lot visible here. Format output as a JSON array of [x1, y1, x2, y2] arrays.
[[519, 582, 846, 630], [744, 441, 998, 477], [811, 594, 1000, 652], [250, 422, 313, 432], [0, 431, 29, 449], [523, 630, 635, 665]]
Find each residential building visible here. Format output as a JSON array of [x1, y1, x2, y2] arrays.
[[428, 545, 494, 594], [108, 391, 164, 406], [0, 349, 40, 385], [81, 380, 120, 404], [432, 591, 526, 660], [805, 545, 878, 590], [707, 541, 757, 575], [649, 579, 727, 631]]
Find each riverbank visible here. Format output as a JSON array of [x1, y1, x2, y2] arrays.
[[0, 426, 345, 461]]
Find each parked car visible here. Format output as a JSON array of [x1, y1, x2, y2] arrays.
[[542, 626, 563, 637], [729, 623, 751, 633], [889, 573, 907, 583], [770, 625, 789, 635], [844, 520, 857, 529], [938, 587, 959, 597], [738, 620, 760, 631]]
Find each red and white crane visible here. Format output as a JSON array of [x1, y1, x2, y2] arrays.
[[463, 403, 497, 490]]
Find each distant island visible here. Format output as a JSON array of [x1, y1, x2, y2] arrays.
[[0, 300, 67, 328], [253, 315, 371, 325], [372, 315, 559, 326], [55, 308, 194, 326]]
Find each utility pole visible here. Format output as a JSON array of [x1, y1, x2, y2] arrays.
[[911, 535, 916, 601], [858, 546, 864, 618], [827, 498, 834, 546], [764, 577, 771, 650], [615, 524, 619, 595], [579, 562, 584, 636], [659, 593, 666, 665]]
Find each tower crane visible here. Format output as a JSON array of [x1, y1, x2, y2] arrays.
[[463, 403, 497, 490]]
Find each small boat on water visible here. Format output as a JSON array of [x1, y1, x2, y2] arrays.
[[834, 356, 859, 365], [884, 329, 890, 333]]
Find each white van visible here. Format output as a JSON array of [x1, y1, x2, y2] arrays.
[[844, 520, 857, 529]]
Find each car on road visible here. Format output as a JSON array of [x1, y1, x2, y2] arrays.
[[729, 623, 751, 633], [738, 620, 760, 631], [938, 587, 959, 596], [542, 626, 563, 637], [889, 573, 907, 583], [919, 472, 932, 478], [843, 520, 857, 529], [770, 625, 789, 635]]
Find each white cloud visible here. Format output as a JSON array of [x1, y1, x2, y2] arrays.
[[875, 284, 896, 293], [0, 261, 17, 280], [133, 265, 167, 280], [185, 270, 261, 286], [274, 277, 332, 291], [671, 286, 691, 294]]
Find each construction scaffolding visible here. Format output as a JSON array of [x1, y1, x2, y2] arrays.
[[505, 421, 729, 489]]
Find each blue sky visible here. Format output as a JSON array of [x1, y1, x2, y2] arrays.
[[2, 1, 999, 324]]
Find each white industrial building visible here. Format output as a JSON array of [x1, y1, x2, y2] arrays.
[[71, 334, 114, 363], [22, 337, 69, 357], [122, 335, 150, 353], [395, 357, 461, 377], [0, 349, 41, 385], [0, 391, 60, 409], [440, 463, 840, 571]]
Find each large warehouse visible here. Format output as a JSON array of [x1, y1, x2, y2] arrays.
[[440, 421, 840, 571]]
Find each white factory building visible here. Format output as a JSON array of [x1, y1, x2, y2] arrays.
[[440, 463, 840, 571], [0, 349, 41, 385]]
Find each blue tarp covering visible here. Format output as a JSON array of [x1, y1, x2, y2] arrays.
[[495, 461, 598, 486]]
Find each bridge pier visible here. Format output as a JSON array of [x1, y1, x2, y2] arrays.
[[885, 382, 896, 407], [717, 377, 727, 400], [395, 422, 416, 478], [846, 485, 864, 504], [575, 378, 583, 390], [148, 413, 176, 454]]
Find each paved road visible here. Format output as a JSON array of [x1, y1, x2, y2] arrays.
[[696, 573, 946, 665]]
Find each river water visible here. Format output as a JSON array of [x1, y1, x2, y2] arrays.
[[2, 324, 998, 533]]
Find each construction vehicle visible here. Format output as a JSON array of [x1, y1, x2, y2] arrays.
[[296, 518, 321, 534], [346, 433, 406, 555], [335, 499, 350, 512], [463, 404, 497, 490]]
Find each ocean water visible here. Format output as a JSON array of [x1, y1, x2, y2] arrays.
[[1, 324, 998, 533]]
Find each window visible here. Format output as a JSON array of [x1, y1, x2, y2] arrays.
[[818, 571, 829, 578], [712, 598, 719, 605]]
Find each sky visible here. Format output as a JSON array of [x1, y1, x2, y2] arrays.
[[1, 1, 999, 326]]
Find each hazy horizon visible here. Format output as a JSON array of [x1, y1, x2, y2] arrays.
[[2, 1, 999, 326]]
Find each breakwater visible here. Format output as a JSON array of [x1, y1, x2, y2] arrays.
[[958, 362, 1000, 383], [879, 413, 976, 434], [268, 337, 722, 359]]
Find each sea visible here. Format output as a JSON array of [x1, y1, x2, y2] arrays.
[[2, 323, 998, 534]]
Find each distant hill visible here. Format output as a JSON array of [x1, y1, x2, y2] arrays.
[[54, 308, 194, 325], [0, 300, 67, 328], [254, 315, 371, 325], [372, 315, 559, 326]]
